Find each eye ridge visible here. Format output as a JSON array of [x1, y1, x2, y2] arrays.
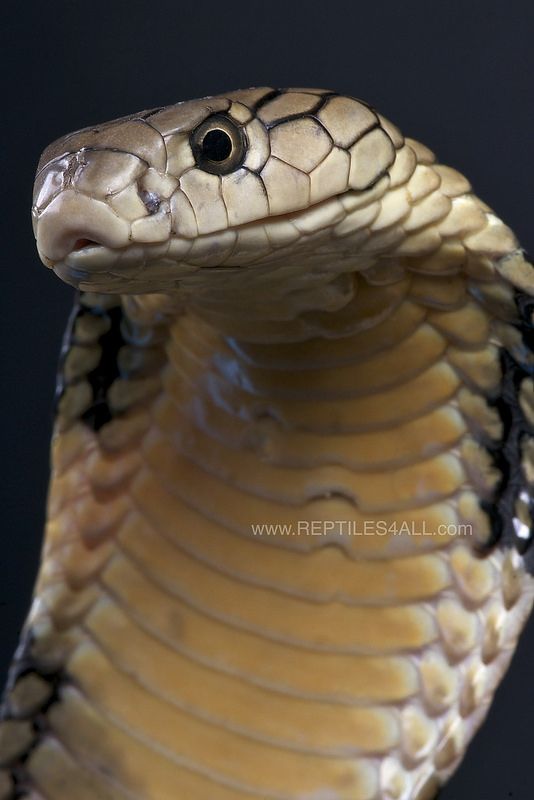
[[191, 114, 247, 175]]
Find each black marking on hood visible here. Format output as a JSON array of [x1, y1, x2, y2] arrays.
[[0, 629, 68, 797], [55, 292, 125, 432], [479, 290, 534, 572]]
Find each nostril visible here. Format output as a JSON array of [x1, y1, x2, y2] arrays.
[[72, 238, 101, 251], [139, 190, 161, 215]]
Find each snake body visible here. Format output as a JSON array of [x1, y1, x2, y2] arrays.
[[1, 87, 533, 799]]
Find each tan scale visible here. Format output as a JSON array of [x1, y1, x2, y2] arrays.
[[1, 86, 533, 799]]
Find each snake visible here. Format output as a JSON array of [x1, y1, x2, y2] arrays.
[[0, 86, 533, 800]]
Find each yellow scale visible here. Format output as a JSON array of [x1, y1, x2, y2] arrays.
[[18, 274, 529, 800]]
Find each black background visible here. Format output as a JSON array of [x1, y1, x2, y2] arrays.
[[1, 1, 533, 797]]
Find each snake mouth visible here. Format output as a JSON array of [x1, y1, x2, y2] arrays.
[[72, 238, 102, 252], [43, 186, 376, 294], [52, 242, 125, 288], [56, 239, 121, 288]]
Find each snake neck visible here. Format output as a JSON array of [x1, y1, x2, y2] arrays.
[[119, 264, 494, 564], [3, 254, 534, 800], [42, 258, 526, 574]]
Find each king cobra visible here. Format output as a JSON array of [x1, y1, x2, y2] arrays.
[[1, 87, 533, 800]]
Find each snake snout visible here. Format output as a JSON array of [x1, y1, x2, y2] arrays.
[[34, 189, 130, 266], [33, 147, 151, 271]]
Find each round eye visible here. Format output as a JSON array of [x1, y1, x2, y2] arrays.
[[202, 129, 232, 161], [191, 115, 246, 175]]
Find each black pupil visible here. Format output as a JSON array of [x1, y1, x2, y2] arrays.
[[202, 128, 233, 161]]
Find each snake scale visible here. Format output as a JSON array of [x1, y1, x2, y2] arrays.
[[0, 87, 533, 800]]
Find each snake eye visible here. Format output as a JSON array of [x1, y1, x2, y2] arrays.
[[191, 115, 246, 175]]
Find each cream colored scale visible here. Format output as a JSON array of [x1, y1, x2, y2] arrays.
[[1, 86, 533, 800]]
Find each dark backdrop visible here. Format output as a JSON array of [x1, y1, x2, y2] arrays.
[[1, 1, 533, 797]]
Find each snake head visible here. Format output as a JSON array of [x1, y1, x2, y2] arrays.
[[32, 88, 403, 297]]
